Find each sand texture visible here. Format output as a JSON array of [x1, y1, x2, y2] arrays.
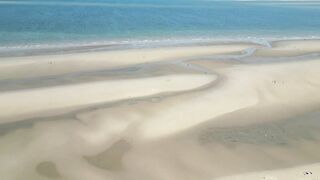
[[0, 40, 320, 180]]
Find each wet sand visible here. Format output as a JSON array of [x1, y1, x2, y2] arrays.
[[0, 40, 320, 180]]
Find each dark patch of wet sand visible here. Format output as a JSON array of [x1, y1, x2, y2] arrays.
[[36, 161, 61, 178], [198, 106, 320, 146], [84, 139, 131, 171]]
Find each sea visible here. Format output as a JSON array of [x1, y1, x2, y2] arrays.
[[1, 0, 320, 55]]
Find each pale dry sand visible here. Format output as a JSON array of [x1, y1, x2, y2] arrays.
[[255, 39, 320, 57], [0, 40, 320, 180], [217, 163, 320, 180], [0, 74, 215, 123]]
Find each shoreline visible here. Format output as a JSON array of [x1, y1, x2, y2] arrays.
[[1, 37, 320, 58], [0, 39, 320, 180], [0, 43, 257, 80]]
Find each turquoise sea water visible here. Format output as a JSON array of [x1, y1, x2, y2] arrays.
[[1, 0, 320, 50]]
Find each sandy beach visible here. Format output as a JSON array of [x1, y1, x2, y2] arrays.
[[0, 39, 320, 180]]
